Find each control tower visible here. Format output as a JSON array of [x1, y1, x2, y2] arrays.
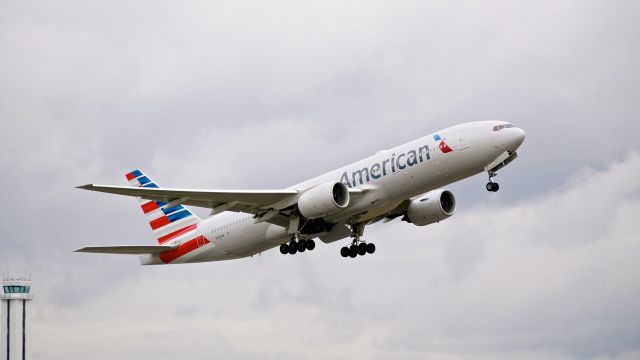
[[1, 275, 32, 360]]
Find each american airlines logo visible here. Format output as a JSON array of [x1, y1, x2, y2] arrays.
[[340, 144, 431, 188]]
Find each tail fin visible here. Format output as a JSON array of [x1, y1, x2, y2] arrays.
[[125, 170, 201, 244]]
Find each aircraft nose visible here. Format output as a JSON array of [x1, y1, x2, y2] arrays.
[[506, 127, 526, 151]]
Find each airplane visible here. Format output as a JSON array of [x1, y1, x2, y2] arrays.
[[76, 121, 525, 265]]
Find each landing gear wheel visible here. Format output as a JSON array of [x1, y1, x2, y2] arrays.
[[340, 247, 349, 257], [366, 243, 376, 254], [297, 240, 307, 252], [288, 243, 297, 255], [279, 243, 289, 254], [486, 170, 500, 192], [348, 245, 358, 258], [357, 243, 367, 256], [306, 239, 316, 251]]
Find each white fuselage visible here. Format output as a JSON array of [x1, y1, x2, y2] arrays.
[[144, 121, 525, 264]]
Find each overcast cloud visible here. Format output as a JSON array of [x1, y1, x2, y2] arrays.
[[1, 0, 639, 359]]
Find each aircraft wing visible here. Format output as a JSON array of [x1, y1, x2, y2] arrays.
[[78, 184, 364, 227], [77, 184, 298, 209], [75, 245, 178, 255]]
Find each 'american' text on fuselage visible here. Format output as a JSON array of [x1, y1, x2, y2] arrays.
[[340, 144, 430, 187]]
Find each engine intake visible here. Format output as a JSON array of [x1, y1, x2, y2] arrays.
[[405, 189, 456, 226], [298, 182, 350, 219]]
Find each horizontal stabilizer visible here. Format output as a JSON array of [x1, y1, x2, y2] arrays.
[[74, 245, 178, 255]]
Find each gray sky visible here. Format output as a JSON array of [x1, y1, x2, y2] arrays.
[[1, 1, 639, 359]]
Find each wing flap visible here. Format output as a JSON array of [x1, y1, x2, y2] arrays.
[[75, 245, 178, 255]]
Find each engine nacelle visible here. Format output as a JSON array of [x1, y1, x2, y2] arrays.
[[298, 182, 350, 219], [405, 189, 456, 226]]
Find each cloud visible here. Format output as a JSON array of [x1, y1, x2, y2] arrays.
[[371, 151, 640, 359], [23, 151, 640, 360], [1, 0, 639, 359]]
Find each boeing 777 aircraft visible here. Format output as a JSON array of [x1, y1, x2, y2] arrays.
[[77, 121, 525, 264]]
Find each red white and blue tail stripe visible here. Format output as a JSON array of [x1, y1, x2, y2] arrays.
[[124, 170, 212, 264], [125, 169, 202, 247]]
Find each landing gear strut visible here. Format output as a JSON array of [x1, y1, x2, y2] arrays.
[[340, 223, 375, 258], [486, 170, 500, 192]]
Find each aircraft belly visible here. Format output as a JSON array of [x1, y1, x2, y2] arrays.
[[176, 221, 287, 262], [182, 246, 228, 262], [215, 222, 288, 259], [353, 201, 404, 223]]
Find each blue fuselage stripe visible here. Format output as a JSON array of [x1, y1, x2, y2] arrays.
[[137, 176, 151, 185], [162, 205, 184, 215], [167, 210, 192, 222], [130, 170, 143, 178]]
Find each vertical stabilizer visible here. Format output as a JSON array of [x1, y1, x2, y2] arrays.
[[124, 170, 201, 245]]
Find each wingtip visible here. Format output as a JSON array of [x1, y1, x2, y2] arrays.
[[76, 184, 93, 190]]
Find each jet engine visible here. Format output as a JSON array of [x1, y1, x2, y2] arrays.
[[298, 182, 350, 219], [404, 189, 456, 226]]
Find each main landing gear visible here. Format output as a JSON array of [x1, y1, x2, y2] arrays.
[[340, 222, 375, 259], [279, 238, 316, 255], [486, 170, 500, 192], [340, 241, 375, 258]]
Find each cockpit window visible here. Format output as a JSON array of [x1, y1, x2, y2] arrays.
[[493, 123, 514, 131]]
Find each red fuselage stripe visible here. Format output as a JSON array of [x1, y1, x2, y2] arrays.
[[157, 224, 198, 244], [150, 216, 171, 230], [159, 236, 210, 263], [141, 201, 159, 214]]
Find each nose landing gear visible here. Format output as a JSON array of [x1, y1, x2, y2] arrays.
[[486, 181, 499, 192], [486, 170, 500, 192]]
